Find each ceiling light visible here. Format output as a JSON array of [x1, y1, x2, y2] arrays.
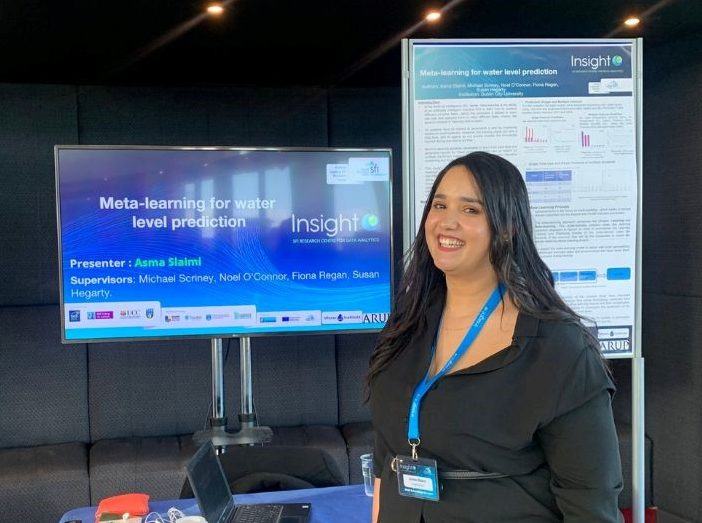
[[426, 11, 441, 22], [624, 17, 640, 27], [207, 4, 224, 15]]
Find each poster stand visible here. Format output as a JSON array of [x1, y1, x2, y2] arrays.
[[193, 337, 273, 449], [401, 38, 645, 523]]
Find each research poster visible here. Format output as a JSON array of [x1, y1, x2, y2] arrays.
[[409, 41, 638, 356]]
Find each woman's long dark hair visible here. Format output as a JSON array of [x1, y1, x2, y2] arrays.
[[367, 151, 606, 391]]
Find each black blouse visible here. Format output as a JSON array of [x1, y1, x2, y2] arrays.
[[370, 300, 623, 523]]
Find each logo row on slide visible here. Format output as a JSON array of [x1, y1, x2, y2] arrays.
[[65, 303, 389, 328]]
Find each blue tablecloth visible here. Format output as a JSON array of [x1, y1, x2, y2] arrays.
[[59, 484, 371, 523]]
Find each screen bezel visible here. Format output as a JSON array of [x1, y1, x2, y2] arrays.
[[55, 145, 395, 344]]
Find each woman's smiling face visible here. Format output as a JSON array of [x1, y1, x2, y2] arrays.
[[424, 165, 493, 279]]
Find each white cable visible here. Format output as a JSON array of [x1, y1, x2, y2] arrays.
[[143, 512, 165, 523], [142, 508, 191, 523], [167, 507, 186, 522]]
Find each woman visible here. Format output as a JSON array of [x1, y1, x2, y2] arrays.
[[368, 152, 622, 522]]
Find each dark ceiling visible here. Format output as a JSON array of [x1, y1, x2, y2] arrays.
[[0, 0, 699, 87]]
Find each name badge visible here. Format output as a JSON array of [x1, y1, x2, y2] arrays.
[[394, 455, 440, 501]]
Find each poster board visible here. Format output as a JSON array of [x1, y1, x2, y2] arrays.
[[403, 39, 642, 358]]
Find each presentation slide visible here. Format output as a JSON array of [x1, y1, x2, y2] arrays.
[[56, 147, 392, 341], [409, 41, 638, 356]]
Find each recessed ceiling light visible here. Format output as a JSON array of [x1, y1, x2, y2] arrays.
[[426, 11, 441, 22], [207, 4, 224, 15], [624, 17, 640, 27]]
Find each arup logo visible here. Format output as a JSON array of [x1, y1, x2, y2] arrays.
[[612, 55, 623, 66], [362, 312, 390, 324], [361, 213, 380, 231], [599, 339, 631, 353]]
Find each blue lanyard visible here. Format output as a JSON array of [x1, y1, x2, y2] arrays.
[[406, 284, 505, 455]]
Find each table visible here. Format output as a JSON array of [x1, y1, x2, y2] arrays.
[[59, 484, 372, 523]]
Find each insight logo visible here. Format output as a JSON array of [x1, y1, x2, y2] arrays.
[[361, 213, 380, 231], [571, 54, 622, 70], [291, 213, 360, 237]]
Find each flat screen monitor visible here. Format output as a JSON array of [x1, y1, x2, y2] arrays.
[[55, 146, 393, 342]]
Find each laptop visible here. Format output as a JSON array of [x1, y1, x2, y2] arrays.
[[186, 441, 311, 523]]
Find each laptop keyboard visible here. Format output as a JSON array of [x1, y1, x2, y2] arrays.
[[232, 504, 284, 523]]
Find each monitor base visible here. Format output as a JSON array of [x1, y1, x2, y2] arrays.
[[193, 424, 273, 448]]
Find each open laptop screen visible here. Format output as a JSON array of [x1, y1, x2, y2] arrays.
[[187, 442, 232, 523]]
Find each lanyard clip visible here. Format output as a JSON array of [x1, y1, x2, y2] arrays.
[[408, 438, 421, 460]]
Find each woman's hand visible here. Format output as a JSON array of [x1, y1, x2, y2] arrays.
[[372, 478, 381, 522]]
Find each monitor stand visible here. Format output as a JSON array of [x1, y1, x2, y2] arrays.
[[193, 337, 273, 448]]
